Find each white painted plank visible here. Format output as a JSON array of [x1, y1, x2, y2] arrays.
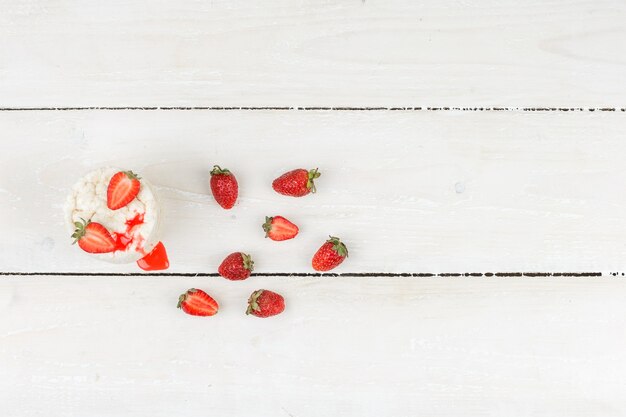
[[0, 276, 625, 416], [0, 110, 625, 273], [1, 0, 625, 107]]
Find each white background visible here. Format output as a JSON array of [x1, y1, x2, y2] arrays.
[[1, 1, 626, 416]]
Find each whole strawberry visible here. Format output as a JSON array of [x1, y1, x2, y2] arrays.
[[210, 165, 238, 209], [272, 168, 320, 197], [312, 236, 348, 271], [177, 288, 219, 316], [218, 252, 254, 280], [263, 216, 299, 241], [246, 289, 285, 318]]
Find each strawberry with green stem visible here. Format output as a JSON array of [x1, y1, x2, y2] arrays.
[[312, 236, 348, 271], [218, 252, 254, 280], [262, 216, 299, 241], [272, 168, 320, 197], [177, 288, 219, 316], [210, 165, 238, 209], [246, 289, 285, 318]]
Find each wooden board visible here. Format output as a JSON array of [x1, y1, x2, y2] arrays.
[[1, 276, 626, 417], [1, 110, 625, 274], [1, 0, 625, 107], [2, 0, 626, 415]]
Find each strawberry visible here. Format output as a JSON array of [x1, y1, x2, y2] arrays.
[[210, 165, 238, 209], [177, 288, 219, 316], [107, 170, 141, 210], [272, 168, 320, 197], [246, 289, 285, 318], [71, 218, 116, 253], [262, 216, 299, 241], [218, 252, 254, 280], [312, 236, 348, 271]]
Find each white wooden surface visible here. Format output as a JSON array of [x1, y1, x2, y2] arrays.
[[2, 0, 626, 416], [1, 276, 626, 417], [1, 0, 625, 107], [2, 110, 626, 273]]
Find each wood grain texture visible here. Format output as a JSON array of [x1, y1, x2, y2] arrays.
[[0, 110, 625, 273], [0, 0, 625, 107], [1, 276, 625, 416], [2, 2, 626, 414]]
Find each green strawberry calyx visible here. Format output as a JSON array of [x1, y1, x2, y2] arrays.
[[210, 165, 231, 176], [123, 170, 141, 180], [241, 253, 254, 271], [327, 236, 348, 258], [71, 218, 91, 244], [306, 168, 321, 193], [262, 216, 274, 237], [246, 289, 264, 315], [177, 288, 197, 309]]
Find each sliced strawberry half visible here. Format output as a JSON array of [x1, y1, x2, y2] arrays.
[[71, 218, 116, 253], [262, 216, 299, 241], [107, 170, 141, 210], [177, 288, 219, 316]]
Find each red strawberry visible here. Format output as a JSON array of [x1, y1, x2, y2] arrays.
[[177, 288, 219, 316], [107, 170, 141, 210], [218, 252, 254, 280], [312, 236, 348, 271], [210, 165, 238, 209], [246, 289, 285, 318], [272, 168, 320, 197], [262, 216, 299, 241], [71, 218, 116, 253]]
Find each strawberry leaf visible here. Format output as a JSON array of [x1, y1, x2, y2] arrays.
[[124, 170, 141, 180], [210, 165, 231, 176], [241, 253, 254, 271], [246, 290, 264, 315], [71, 218, 91, 244], [262, 216, 273, 237], [177, 293, 186, 309], [306, 168, 321, 193], [328, 236, 348, 257]]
